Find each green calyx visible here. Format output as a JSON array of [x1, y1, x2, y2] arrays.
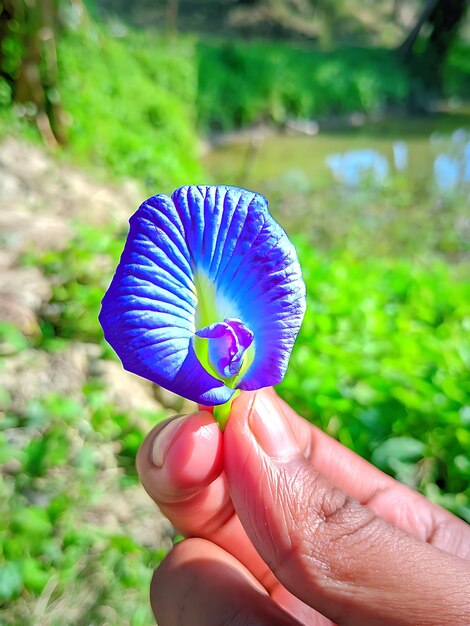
[[213, 392, 240, 430]]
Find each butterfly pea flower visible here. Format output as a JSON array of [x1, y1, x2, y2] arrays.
[[99, 185, 305, 427]]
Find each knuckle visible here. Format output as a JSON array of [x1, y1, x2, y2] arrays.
[[282, 462, 380, 582]]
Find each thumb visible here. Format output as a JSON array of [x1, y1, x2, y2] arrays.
[[224, 390, 470, 626]]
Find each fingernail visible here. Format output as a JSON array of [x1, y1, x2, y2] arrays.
[[151, 415, 186, 468], [249, 392, 300, 460]]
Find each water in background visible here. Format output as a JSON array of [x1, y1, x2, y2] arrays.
[[204, 117, 470, 194], [203, 115, 470, 258]]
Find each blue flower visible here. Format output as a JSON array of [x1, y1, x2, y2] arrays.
[[99, 185, 305, 408]]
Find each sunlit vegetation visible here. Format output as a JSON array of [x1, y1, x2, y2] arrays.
[[1, 1, 469, 623]]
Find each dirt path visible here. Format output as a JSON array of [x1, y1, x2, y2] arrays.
[[0, 137, 187, 556]]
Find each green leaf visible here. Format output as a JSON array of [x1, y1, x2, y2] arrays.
[[21, 559, 50, 595], [0, 322, 29, 355], [371, 437, 426, 471], [0, 562, 23, 601], [11, 507, 52, 540]]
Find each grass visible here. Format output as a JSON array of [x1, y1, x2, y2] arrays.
[[0, 22, 201, 190], [0, 386, 169, 625]]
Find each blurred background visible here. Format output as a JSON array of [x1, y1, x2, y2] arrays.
[[0, 0, 469, 624]]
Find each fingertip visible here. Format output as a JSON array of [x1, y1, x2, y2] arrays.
[[198, 403, 214, 413], [165, 412, 223, 488], [137, 411, 223, 500], [228, 388, 310, 457], [227, 388, 305, 456]]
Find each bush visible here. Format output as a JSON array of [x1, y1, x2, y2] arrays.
[[445, 39, 470, 99], [279, 243, 470, 521], [197, 41, 409, 131], [57, 24, 200, 188]]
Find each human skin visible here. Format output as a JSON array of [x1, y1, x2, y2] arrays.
[[136, 388, 470, 625]]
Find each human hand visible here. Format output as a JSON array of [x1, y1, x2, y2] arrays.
[[137, 388, 470, 625]]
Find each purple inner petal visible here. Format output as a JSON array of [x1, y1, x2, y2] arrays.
[[196, 318, 254, 379]]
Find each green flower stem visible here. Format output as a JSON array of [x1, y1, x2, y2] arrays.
[[213, 391, 240, 430]]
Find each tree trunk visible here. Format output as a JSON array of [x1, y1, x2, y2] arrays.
[[424, 0, 468, 91], [397, 0, 468, 108], [397, 0, 439, 60], [165, 0, 179, 34], [0, 1, 24, 89], [1, 0, 68, 144]]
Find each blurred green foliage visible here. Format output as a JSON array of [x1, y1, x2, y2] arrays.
[[280, 245, 470, 521], [57, 25, 200, 187], [197, 38, 470, 131], [0, 18, 201, 188], [198, 41, 409, 130], [445, 40, 470, 99], [33, 222, 125, 347], [265, 175, 469, 258], [0, 385, 168, 625], [2, 17, 468, 184]]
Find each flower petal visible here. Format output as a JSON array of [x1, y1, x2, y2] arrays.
[[196, 318, 254, 378], [174, 186, 306, 390], [100, 185, 305, 405], [99, 193, 235, 405]]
